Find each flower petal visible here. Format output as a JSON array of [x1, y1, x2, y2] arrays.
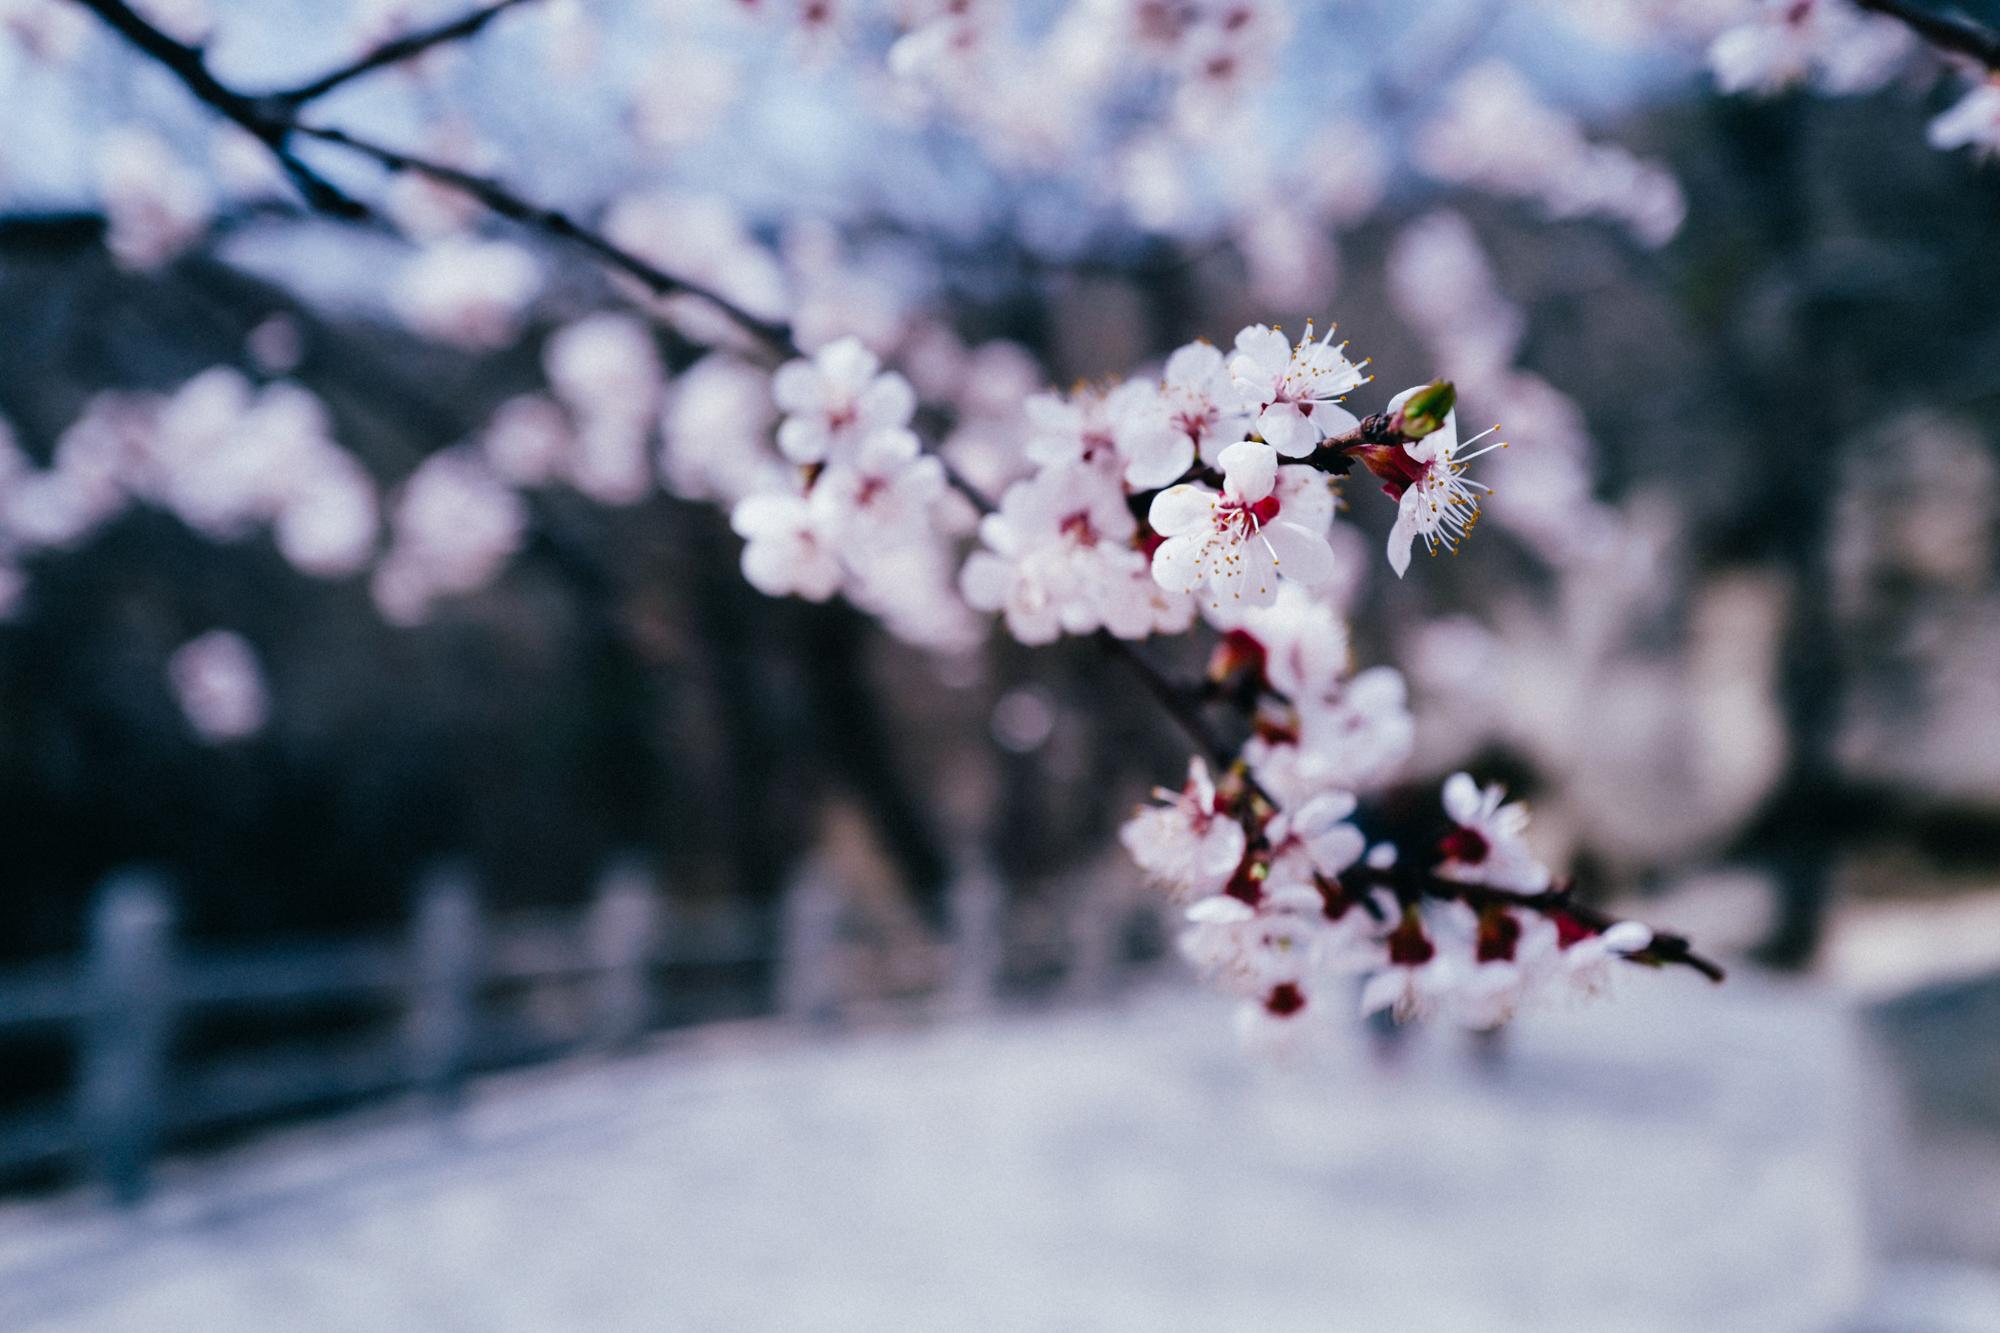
[[1123, 429, 1195, 491], [1148, 483, 1216, 537], [1386, 501, 1419, 578], [1258, 405, 1316, 458], [1218, 440, 1277, 501], [1150, 533, 1205, 593], [1263, 520, 1335, 587]]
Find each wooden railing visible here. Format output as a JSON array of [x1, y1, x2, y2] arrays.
[[0, 854, 1160, 1202]]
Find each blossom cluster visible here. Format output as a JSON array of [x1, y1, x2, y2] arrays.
[[1122, 761, 1663, 1038], [0, 369, 377, 610]]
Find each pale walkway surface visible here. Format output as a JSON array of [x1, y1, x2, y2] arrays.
[[0, 972, 1983, 1333]]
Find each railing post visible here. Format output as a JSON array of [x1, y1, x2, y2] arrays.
[[778, 861, 846, 1025], [76, 870, 175, 1205], [586, 856, 660, 1050], [406, 863, 481, 1110], [1065, 869, 1131, 1001], [946, 851, 1006, 1014]]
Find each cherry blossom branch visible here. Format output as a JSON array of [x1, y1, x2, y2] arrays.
[[267, 0, 544, 106], [1853, 0, 2000, 70]]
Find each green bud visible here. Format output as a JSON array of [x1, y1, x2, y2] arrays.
[[1395, 380, 1455, 440]]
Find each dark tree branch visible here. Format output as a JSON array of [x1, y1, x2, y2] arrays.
[[268, 0, 542, 106], [1097, 634, 1243, 778], [69, 0, 368, 217], [70, 0, 804, 355], [1854, 0, 2000, 69]]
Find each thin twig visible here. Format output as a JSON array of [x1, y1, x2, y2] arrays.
[[1854, 0, 2000, 70], [269, 0, 542, 106], [1347, 866, 1727, 983], [1098, 633, 1242, 777], [290, 123, 802, 354]]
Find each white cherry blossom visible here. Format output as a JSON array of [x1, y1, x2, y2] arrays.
[[1148, 440, 1336, 608], [1377, 384, 1502, 578], [1024, 380, 1190, 490], [1435, 772, 1552, 894], [960, 464, 1148, 643], [771, 336, 916, 465], [1118, 757, 1248, 902], [1554, 920, 1656, 1001], [1264, 789, 1366, 885], [1157, 340, 1249, 467], [1929, 79, 2000, 159], [730, 484, 846, 602], [1227, 322, 1365, 458]]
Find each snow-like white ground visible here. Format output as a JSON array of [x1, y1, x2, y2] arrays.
[[0, 970, 1991, 1333]]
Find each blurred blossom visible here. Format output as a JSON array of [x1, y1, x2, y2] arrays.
[[1707, 0, 1911, 95], [273, 451, 379, 577], [630, 49, 740, 149], [545, 315, 664, 423], [658, 354, 783, 504], [245, 314, 305, 377], [1236, 202, 1338, 312], [482, 394, 575, 489], [783, 222, 916, 357], [96, 127, 213, 272], [140, 369, 379, 579], [536, 0, 599, 77], [372, 449, 527, 625], [167, 629, 270, 743], [544, 314, 664, 504], [1927, 78, 2000, 159], [1294, 120, 1391, 228], [991, 684, 1056, 753], [1415, 62, 1686, 248], [392, 238, 543, 349], [0, 0, 90, 61]]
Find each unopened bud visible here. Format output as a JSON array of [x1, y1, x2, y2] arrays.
[[1393, 380, 1455, 440]]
